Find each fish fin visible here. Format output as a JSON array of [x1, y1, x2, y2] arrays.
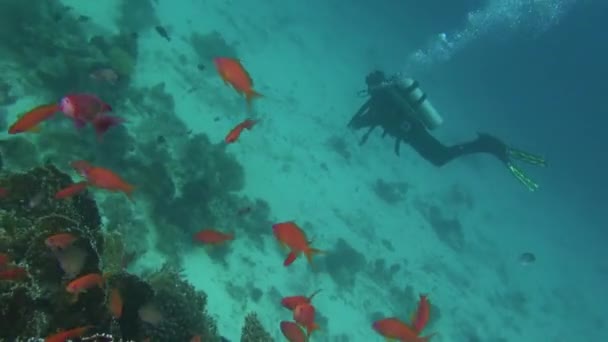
[[283, 252, 297, 266], [73, 118, 87, 129], [307, 289, 322, 302], [93, 115, 124, 140]]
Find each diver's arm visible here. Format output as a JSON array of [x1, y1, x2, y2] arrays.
[[347, 99, 371, 129]]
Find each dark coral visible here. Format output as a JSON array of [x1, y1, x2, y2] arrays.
[[0, 0, 138, 100], [416, 202, 465, 251], [372, 178, 409, 205], [141, 264, 220, 342], [190, 31, 239, 65], [0, 166, 221, 340], [0, 165, 104, 338], [240, 313, 273, 342], [319, 238, 366, 289]]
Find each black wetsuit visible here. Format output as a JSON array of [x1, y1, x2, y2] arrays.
[[348, 72, 509, 167]]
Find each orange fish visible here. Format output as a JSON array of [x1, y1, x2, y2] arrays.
[[0, 266, 27, 280], [45, 325, 91, 342], [0, 188, 8, 198], [55, 181, 88, 199], [108, 287, 123, 318], [272, 221, 323, 267], [66, 273, 104, 301], [412, 294, 431, 333], [225, 119, 256, 144], [45, 233, 77, 250], [293, 303, 319, 336], [281, 289, 322, 311], [8, 103, 58, 134], [372, 317, 435, 342], [75, 162, 135, 199], [280, 321, 307, 342], [190, 335, 201, 342], [214, 57, 263, 107], [193, 229, 234, 245]]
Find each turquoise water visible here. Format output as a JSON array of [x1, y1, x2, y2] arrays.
[[1, 0, 606, 341]]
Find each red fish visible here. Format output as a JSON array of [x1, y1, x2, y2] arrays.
[[0, 266, 27, 280], [8, 103, 58, 134], [58, 94, 123, 140], [280, 321, 307, 342], [55, 181, 88, 199], [45, 326, 91, 342], [412, 294, 431, 333], [293, 303, 319, 336], [66, 273, 104, 301], [214, 57, 263, 107], [75, 163, 135, 199], [190, 335, 201, 342], [108, 287, 123, 318], [281, 289, 322, 311], [372, 317, 435, 342], [272, 221, 323, 267], [225, 119, 256, 143], [0, 188, 8, 198], [45, 233, 77, 250], [193, 229, 234, 245]]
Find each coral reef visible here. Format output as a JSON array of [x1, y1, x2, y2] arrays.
[[0, 166, 220, 341], [416, 203, 465, 251], [240, 313, 273, 342], [139, 264, 220, 342], [0, 165, 104, 338], [190, 31, 239, 64], [372, 178, 410, 204], [320, 238, 366, 288], [0, 0, 138, 101]]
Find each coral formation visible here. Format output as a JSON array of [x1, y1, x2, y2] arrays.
[[0, 166, 221, 341], [190, 31, 239, 64], [372, 178, 410, 204], [321, 238, 366, 288], [0, 165, 103, 338], [240, 313, 273, 342]]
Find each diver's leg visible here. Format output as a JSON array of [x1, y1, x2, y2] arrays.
[[407, 128, 454, 166]]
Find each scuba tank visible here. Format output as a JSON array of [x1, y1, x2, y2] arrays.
[[386, 77, 444, 130]]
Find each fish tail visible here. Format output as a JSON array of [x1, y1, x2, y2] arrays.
[[123, 184, 136, 202], [307, 322, 321, 336], [93, 115, 124, 140], [245, 89, 263, 107], [304, 248, 324, 266]]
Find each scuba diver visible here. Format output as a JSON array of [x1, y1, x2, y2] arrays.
[[348, 70, 546, 191]]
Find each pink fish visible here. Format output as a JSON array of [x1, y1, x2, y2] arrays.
[[58, 94, 124, 140]]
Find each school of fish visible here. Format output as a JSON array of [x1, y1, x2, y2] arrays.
[[0, 56, 438, 341]]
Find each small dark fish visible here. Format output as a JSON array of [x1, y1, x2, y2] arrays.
[[213, 117, 220, 122], [78, 15, 90, 22], [519, 252, 536, 266], [155, 26, 171, 41], [157, 135, 166, 144], [197, 63, 206, 71]]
